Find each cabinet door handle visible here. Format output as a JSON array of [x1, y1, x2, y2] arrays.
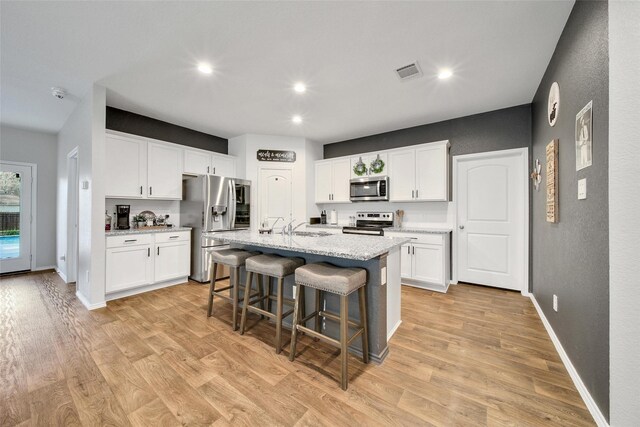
[[149, 186, 152, 196], [157, 247, 160, 256], [140, 186, 143, 195], [213, 167, 216, 175], [147, 248, 150, 257], [207, 166, 210, 174], [169, 236, 179, 239], [124, 239, 137, 243], [412, 246, 415, 255], [416, 189, 419, 198], [411, 190, 415, 199], [407, 246, 410, 255]]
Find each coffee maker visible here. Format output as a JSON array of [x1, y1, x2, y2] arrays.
[[115, 205, 130, 230]]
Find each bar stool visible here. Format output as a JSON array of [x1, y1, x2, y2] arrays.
[[207, 248, 260, 331], [240, 253, 304, 353], [289, 262, 369, 390]]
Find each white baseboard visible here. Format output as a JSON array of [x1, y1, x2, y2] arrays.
[[105, 277, 187, 302], [387, 319, 402, 341], [529, 295, 608, 427], [32, 265, 56, 272], [76, 291, 107, 311], [56, 268, 67, 283]]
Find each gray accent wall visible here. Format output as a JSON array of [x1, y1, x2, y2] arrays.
[[323, 104, 531, 158], [106, 107, 228, 153], [531, 0, 609, 420]]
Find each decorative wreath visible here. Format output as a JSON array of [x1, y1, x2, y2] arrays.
[[353, 157, 367, 176], [369, 156, 385, 174]]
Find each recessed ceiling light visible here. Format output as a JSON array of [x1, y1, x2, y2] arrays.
[[292, 115, 302, 124], [294, 82, 306, 93], [438, 69, 453, 80], [197, 62, 213, 74]]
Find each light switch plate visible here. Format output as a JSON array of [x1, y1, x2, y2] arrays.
[[578, 178, 587, 200]]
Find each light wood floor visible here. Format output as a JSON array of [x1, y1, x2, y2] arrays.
[[0, 271, 594, 426]]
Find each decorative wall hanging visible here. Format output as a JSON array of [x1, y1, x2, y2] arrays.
[[256, 149, 296, 162], [546, 139, 559, 223], [530, 159, 542, 191], [548, 82, 560, 127], [575, 100, 593, 171], [353, 157, 367, 176], [369, 154, 385, 174]]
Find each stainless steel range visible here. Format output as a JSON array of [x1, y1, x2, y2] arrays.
[[342, 211, 394, 236]]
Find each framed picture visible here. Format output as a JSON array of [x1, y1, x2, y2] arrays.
[[575, 101, 593, 171]]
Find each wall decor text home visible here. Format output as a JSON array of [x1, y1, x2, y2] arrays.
[[546, 139, 559, 223], [256, 149, 296, 162]]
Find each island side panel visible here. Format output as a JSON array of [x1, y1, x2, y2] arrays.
[[233, 244, 389, 363], [386, 246, 402, 340]]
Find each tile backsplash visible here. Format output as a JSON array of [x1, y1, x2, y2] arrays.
[[316, 201, 453, 228], [106, 199, 181, 227]]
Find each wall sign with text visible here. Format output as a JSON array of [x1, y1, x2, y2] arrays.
[[256, 149, 296, 162]]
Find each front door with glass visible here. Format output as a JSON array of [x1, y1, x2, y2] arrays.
[[0, 162, 32, 273]]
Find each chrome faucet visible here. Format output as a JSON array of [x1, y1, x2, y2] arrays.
[[270, 217, 284, 232], [281, 218, 297, 236]]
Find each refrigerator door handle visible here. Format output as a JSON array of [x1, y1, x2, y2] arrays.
[[229, 179, 237, 229]]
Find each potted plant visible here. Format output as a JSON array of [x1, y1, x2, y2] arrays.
[[133, 214, 146, 228]]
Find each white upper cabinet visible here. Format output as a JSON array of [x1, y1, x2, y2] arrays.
[[105, 134, 147, 198], [388, 150, 416, 201], [350, 153, 388, 179], [389, 141, 450, 202], [415, 144, 448, 201], [315, 161, 333, 203], [315, 158, 351, 203], [331, 158, 351, 202], [106, 131, 237, 200], [211, 154, 236, 177], [183, 149, 236, 177], [147, 142, 183, 199], [183, 149, 212, 175]]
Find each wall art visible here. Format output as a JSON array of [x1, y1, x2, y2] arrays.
[[548, 82, 560, 127], [575, 100, 593, 171], [546, 139, 559, 223]]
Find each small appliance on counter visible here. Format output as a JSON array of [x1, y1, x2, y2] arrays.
[[309, 217, 321, 225], [342, 211, 394, 236], [320, 210, 327, 224], [115, 205, 130, 230], [105, 211, 112, 231]]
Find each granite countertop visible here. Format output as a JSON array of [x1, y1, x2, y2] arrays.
[[206, 230, 410, 261], [307, 224, 452, 234], [105, 226, 192, 236]]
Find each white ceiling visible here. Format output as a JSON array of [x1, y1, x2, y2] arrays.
[[1, 1, 574, 144]]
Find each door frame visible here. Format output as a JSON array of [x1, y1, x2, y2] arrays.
[[66, 148, 79, 283], [452, 147, 529, 295], [0, 160, 37, 272]]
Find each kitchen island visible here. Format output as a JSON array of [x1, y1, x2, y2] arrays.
[[207, 229, 410, 363]]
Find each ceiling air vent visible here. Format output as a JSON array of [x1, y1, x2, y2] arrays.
[[395, 62, 423, 81]]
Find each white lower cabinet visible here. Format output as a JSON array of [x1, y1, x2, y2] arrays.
[[387, 231, 451, 293], [106, 231, 191, 295], [154, 240, 190, 283]]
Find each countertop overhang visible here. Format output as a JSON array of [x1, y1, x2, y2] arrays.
[[206, 230, 410, 261]]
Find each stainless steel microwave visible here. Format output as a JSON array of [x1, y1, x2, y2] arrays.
[[349, 176, 389, 202]]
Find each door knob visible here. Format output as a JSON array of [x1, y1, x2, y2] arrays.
[[459, 225, 465, 230]]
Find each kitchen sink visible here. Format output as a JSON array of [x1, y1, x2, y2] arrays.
[[291, 231, 332, 237]]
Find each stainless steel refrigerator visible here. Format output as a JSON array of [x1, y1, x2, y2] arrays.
[[181, 175, 251, 282]]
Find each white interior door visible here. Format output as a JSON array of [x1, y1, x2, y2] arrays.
[[455, 149, 527, 291], [259, 168, 293, 227], [0, 162, 32, 273], [66, 151, 79, 283]]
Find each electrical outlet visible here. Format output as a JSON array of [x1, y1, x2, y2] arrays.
[[85, 270, 90, 283], [553, 294, 558, 312], [578, 178, 587, 199]]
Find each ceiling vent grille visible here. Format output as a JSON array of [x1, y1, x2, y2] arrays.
[[395, 62, 423, 81]]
